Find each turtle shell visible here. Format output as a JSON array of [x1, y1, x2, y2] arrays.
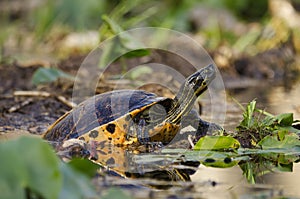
[[43, 90, 175, 144]]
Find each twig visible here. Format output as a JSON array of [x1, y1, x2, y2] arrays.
[[8, 98, 34, 113], [14, 90, 51, 97], [187, 134, 195, 149], [56, 95, 77, 108], [13, 90, 77, 108]]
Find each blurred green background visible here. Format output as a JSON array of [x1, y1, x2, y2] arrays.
[[0, 0, 270, 59], [1, 0, 300, 63]]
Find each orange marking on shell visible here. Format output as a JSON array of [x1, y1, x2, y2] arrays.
[[78, 101, 162, 146]]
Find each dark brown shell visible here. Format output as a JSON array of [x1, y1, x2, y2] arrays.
[[43, 90, 170, 142]]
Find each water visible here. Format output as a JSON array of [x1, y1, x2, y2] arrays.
[[228, 80, 300, 121], [191, 161, 300, 198]]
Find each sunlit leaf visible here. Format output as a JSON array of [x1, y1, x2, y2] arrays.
[[194, 136, 240, 150], [32, 67, 74, 85]]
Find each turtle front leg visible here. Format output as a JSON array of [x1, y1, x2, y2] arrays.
[[181, 109, 224, 143], [136, 118, 149, 143], [129, 118, 164, 151]]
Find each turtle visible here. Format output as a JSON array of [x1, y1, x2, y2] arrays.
[[43, 64, 221, 150]]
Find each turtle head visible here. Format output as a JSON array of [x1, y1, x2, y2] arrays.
[[185, 64, 216, 97], [168, 64, 216, 123]]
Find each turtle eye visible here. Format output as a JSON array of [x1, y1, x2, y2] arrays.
[[188, 76, 196, 84]]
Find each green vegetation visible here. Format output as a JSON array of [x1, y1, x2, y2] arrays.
[[191, 100, 300, 183], [0, 0, 274, 57], [28, 0, 269, 37], [0, 136, 97, 199], [0, 136, 134, 199], [31, 67, 74, 85], [194, 135, 240, 150], [236, 100, 300, 148]]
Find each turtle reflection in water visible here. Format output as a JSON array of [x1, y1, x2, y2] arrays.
[[43, 64, 223, 184]]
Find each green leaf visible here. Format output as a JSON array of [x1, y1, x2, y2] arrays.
[[0, 142, 26, 199], [274, 113, 294, 126], [123, 49, 151, 58], [102, 15, 143, 50], [101, 14, 123, 34], [101, 15, 149, 55], [68, 158, 100, 178], [20, 137, 62, 199], [59, 163, 97, 199], [239, 162, 256, 184], [261, 115, 275, 126], [194, 136, 240, 150], [237, 147, 300, 155], [275, 162, 293, 172], [233, 28, 260, 52], [0, 136, 97, 199], [277, 129, 288, 141], [279, 126, 300, 134], [258, 133, 300, 149], [277, 154, 298, 165], [0, 136, 62, 199], [32, 67, 74, 85], [239, 100, 256, 128]]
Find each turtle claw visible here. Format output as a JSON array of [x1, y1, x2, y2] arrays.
[[134, 141, 164, 153], [57, 139, 90, 160]]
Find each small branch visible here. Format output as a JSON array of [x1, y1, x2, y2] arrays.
[[13, 90, 76, 109], [8, 98, 34, 113], [188, 134, 195, 149], [14, 91, 51, 97], [56, 95, 77, 108]]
